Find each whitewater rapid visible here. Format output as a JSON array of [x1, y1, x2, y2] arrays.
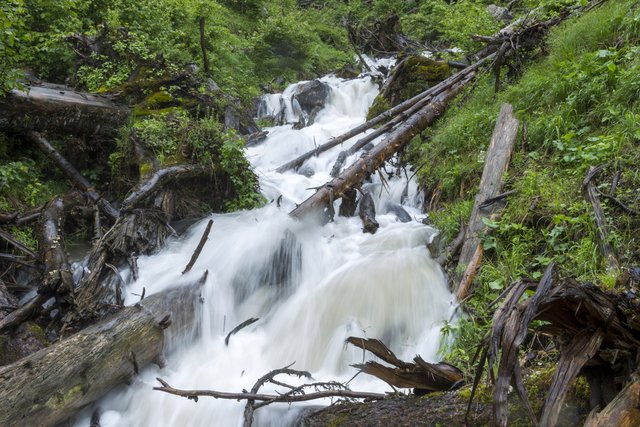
[[77, 66, 456, 427]]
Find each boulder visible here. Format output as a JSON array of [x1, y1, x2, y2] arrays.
[[292, 80, 331, 115], [487, 4, 513, 22]]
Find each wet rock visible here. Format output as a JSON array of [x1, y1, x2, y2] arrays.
[[307, 105, 323, 126], [367, 56, 450, 120], [385, 202, 412, 223], [292, 98, 306, 129], [205, 78, 220, 92], [224, 105, 240, 133], [0, 321, 48, 366], [245, 130, 269, 148], [335, 63, 361, 79], [339, 188, 358, 217], [292, 80, 331, 115], [331, 151, 348, 178], [487, 4, 513, 22], [426, 232, 443, 260], [298, 165, 315, 177], [359, 192, 379, 234]]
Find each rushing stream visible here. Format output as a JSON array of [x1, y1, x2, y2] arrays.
[[78, 62, 456, 427]]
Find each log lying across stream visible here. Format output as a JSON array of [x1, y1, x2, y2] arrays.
[[276, 54, 494, 174], [0, 280, 204, 427], [290, 70, 477, 219]]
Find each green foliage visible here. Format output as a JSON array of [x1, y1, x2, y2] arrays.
[[425, 0, 640, 376], [0, 159, 66, 211], [125, 111, 263, 212], [0, 0, 27, 93], [439, 0, 501, 52], [219, 132, 265, 211]]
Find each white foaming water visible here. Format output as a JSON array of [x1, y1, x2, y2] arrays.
[[78, 70, 455, 427]]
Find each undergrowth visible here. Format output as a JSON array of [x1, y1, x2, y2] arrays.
[[422, 0, 640, 372]]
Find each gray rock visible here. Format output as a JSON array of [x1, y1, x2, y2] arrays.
[[297, 164, 315, 177], [385, 202, 412, 223], [487, 4, 513, 22], [292, 80, 331, 115]]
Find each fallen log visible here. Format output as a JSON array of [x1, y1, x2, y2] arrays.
[[69, 164, 215, 323], [121, 164, 213, 211], [0, 280, 204, 427], [40, 198, 74, 296], [290, 72, 476, 219], [276, 55, 493, 174], [69, 208, 174, 323], [347, 337, 463, 394], [0, 83, 130, 137], [28, 131, 120, 221], [582, 165, 619, 273], [328, 86, 450, 177], [454, 103, 519, 300]]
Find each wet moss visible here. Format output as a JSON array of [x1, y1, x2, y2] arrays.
[[366, 56, 451, 120], [26, 322, 48, 346], [366, 96, 391, 121], [388, 56, 450, 105]]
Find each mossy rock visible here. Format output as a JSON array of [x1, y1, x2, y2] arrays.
[[366, 96, 392, 121], [366, 56, 450, 120]]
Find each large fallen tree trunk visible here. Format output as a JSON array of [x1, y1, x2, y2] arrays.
[[289, 72, 475, 219], [276, 56, 493, 174], [0, 83, 130, 137], [0, 280, 203, 427], [454, 103, 519, 300]]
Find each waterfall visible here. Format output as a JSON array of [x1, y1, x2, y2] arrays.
[[77, 66, 456, 427]]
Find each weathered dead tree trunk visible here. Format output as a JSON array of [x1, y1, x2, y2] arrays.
[[582, 165, 619, 273], [276, 56, 493, 174], [0, 280, 203, 427], [290, 72, 476, 219], [469, 260, 640, 427], [584, 374, 640, 427], [121, 164, 212, 211], [28, 132, 120, 221], [0, 84, 130, 137], [347, 337, 463, 394], [454, 103, 519, 300], [0, 198, 73, 333]]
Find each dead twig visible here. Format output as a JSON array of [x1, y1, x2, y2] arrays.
[[224, 317, 259, 346], [182, 219, 213, 274]]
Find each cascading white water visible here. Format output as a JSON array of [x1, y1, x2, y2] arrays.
[[77, 67, 456, 427]]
